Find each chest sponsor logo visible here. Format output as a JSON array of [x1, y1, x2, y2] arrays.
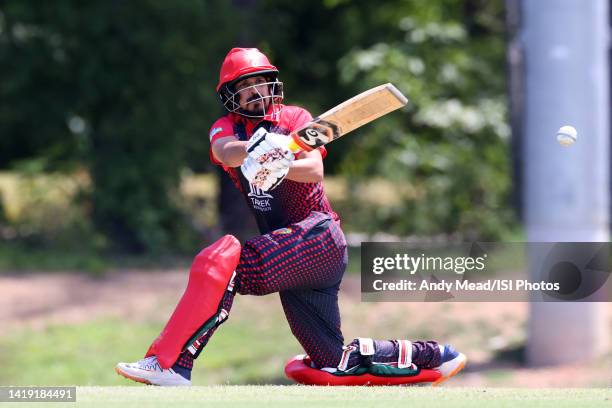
[[247, 184, 273, 212], [272, 227, 293, 235]]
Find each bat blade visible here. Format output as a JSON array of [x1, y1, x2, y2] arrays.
[[289, 83, 408, 152]]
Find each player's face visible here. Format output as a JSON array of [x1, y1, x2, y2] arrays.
[[235, 75, 271, 114]]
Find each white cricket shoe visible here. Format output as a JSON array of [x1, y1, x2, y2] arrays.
[[115, 356, 191, 386], [432, 345, 467, 386]]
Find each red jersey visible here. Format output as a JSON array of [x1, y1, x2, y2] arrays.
[[209, 105, 339, 234]]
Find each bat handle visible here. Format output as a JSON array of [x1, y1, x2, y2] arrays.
[[288, 133, 314, 154], [288, 138, 302, 154]]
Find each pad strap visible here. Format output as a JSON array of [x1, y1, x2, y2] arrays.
[[397, 340, 413, 368], [186, 308, 230, 355], [337, 345, 356, 371], [357, 338, 375, 356], [337, 338, 375, 372]]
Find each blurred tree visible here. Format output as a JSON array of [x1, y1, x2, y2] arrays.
[[0, 0, 515, 252], [0, 0, 242, 252], [332, 0, 514, 239]]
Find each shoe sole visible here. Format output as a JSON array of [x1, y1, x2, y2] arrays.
[[432, 353, 467, 387], [115, 366, 153, 385], [115, 365, 191, 386]]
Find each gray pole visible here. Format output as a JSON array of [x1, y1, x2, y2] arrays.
[[521, 0, 609, 365]]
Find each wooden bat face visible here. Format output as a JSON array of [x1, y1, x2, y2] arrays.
[[288, 83, 408, 153]]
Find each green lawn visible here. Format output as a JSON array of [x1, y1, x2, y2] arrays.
[[5, 386, 612, 408], [1, 271, 609, 390], [0, 319, 300, 386]]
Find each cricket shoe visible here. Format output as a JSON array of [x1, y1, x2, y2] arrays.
[[115, 356, 191, 386], [432, 345, 467, 386]]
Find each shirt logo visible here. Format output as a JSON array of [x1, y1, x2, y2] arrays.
[[272, 228, 293, 235], [247, 184, 273, 212], [209, 127, 223, 140]]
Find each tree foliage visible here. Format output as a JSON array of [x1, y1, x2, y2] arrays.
[[0, 0, 515, 252], [0, 0, 238, 252], [340, 0, 511, 238]]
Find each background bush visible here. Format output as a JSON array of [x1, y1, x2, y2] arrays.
[[0, 0, 515, 255]]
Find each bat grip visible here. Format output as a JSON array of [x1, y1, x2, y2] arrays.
[[288, 135, 314, 154], [288, 138, 302, 153]]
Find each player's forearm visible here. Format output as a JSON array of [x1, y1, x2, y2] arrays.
[[214, 140, 248, 168], [286, 157, 324, 183]]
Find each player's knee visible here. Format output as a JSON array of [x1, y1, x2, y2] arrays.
[[190, 235, 241, 279], [192, 240, 232, 268]]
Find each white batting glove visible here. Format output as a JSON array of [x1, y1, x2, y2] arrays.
[[241, 156, 289, 191], [246, 128, 294, 171]]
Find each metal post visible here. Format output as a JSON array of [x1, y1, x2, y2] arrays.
[[521, 0, 610, 365]]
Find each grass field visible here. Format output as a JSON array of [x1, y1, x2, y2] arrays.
[[0, 319, 300, 386], [5, 386, 611, 408], [2, 270, 611, 388]]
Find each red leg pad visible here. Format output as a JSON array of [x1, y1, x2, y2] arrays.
[[285, 355, 442, 386], [146, 235, 241, 368]]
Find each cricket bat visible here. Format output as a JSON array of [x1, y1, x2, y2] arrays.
[[288, 83, 408, 153]]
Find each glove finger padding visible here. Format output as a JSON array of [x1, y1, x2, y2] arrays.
[[240, 157, 259, 183], [241, 158, 283, 190], [260, 155, 293, 171], [250, 146, 292, 170], [261, 167, 289, 191], [241, 159, 266, 188], [241, 155, 290, 191], [246, 130, 294, 170]]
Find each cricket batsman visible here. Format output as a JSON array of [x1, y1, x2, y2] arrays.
[[115, 48, 466, 386]]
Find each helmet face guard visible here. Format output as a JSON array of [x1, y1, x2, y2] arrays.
[[216, 48, 284, 121], [219, 72, 284, 120]]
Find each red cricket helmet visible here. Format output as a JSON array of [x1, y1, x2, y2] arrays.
[[216, 48, 284, 120], [216, 48, 278, 92]]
